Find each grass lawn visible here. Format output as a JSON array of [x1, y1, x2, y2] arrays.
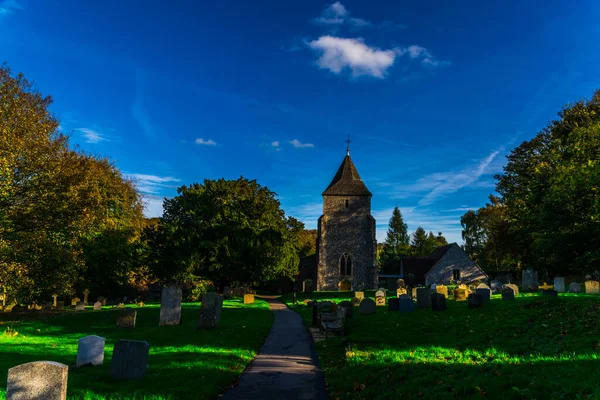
[[282, 291, 600, 400], [0, 299, 273, 399]]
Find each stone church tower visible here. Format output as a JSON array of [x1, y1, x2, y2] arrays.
[[316, 148, 377, 291]]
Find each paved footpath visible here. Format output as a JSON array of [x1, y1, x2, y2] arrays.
[[221, 296, 327, 400]]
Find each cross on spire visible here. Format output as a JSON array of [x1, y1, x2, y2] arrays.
[[346, 135, 351, 156]]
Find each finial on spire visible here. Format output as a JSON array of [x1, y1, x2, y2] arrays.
[[346, 134, 351, 156]]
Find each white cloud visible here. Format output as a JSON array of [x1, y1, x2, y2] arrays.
[[76, 128, 108, 144], [309, 36, 398, 78], [0, 0, 21, 16], [126, 174, 181, 195], [142, 195, 165, 218], [195, 138, 217, 146], [312, 2, 372, 28], [407, 45, 448, 67], [271, 141, 282, 151], [289, 139, 315, 148]]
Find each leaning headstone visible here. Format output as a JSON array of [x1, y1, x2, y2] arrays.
[[468, 293, 483, 308], [76, 335, 106, 367], [198, 292, 224, 329], [416, 288, 431, 308], [159, 286, 182, 326], [399, 296, 415, 313], [435, 284, 448, 298], [569, 282, 582, 293], [454, 288, 468, 301], [490, 280, 502, 293], [554, 277, 565, 293], [584, 280, 600, 295], [223, 286, 232, 299], [75, 301, 85, 311], [351, 296, 361, 306], [502, 287, 515, 300], [522, 269, 539, 292], [110, 340, 150, 380], [388, 297, 400, 311], [7, 361, 68, 400], [504, 283, 519, 295], [338, 300, 353, 318], [93, 301, 102, 311], [431, 293, 447, 311], [97, 296, 107, 306], [475, 288, 491, 304], [244, 294, 255, 304], [56, 301, 64, 311], [359, 298, 377, 315], [71, 297, 81, 306], [116, 308, 137, 328]]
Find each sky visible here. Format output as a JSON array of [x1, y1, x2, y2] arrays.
[[1, 0, 599, 244]]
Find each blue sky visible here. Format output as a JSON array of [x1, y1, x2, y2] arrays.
[[2, 0, 599, 244]]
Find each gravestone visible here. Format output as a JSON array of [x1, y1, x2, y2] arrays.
[[97, 296, 107, 306], [431, 283, 437, 291], [351, 296, 361, 306], [416, 288, 431, 308], [522, 269, 539, 292], [435, 284, 448, 298], [475, 288, 491, 304], [502, 286, 515, 300], [110, 340, 150, 380], [396, 287, 407, 297], [584, 280, 600, 295], [388, 297, 400, 311], [303, 280, 314, 293], [554, 277, 565, 293], [7, 361, 68, 400], [503, 283, 519, 295], [159, 286, 182, 326], [355, 291, 365, 301], [75, 301, 85, 311], [83, 289, 90, 305], [233, 287, 244, 297], [411, 287, 418, 298], [116, 308, 137, 328], [71, 297, 81, 306], [198, 292, 224, 329], [93, 302, 102, 311], [490, 280, 502, 293], [431, 293, 447, 311], [468, 293, 483, 308], [52, 294, 58, 307], [223, 287, 232, 299], [539, 282, 554, 291], [375, 290, 386, 306], [454, 288, 468, 301], [76, 335, 105, 367], [56, 301, 64, 311], [569, 282, 582, 293], [399, 296, 415, 313], [244, 294, 255, 304], [359, 298, 377, 315], [338, 300, 353, 318]]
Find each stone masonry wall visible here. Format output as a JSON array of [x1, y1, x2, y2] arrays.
[[425, 244, 488, 286], [317, 195, 377, 291]]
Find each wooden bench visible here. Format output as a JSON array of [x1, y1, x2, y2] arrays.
[[319, 306, 346, 339]]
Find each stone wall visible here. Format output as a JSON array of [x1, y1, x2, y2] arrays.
[[425, 244, 487, 286], [317, 195, 377, 290]]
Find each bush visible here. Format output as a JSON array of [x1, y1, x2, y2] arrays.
[[187, 279, 216, 301]]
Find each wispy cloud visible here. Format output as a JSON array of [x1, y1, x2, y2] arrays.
[[407, 45, 449, 67], [312, 2, 372, 29], [126, 173, 181, 195], [284, 202, 322, 228], [378, 21, 407, 31], [0, 0, 21, 16], [131, 69, 159, 143], [271, 141, 282, 151], [195, 138, 218, 146], [290, 139, 315, 148], [76, 128, 108, 144]]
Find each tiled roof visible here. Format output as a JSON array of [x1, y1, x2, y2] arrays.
[[322, 155, 372, 196]]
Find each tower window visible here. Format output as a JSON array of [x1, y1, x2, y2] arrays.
[[345, 199, 349, 208], [340, 253, 352, 275]]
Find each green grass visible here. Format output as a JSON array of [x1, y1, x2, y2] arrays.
[[282, 291, 600, 400], [0, 299, 273, 399]]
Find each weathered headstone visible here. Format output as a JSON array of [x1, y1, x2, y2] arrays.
[[411, 287, 418, 298], [502, 286, 515, 300], [71, 297, 81, 306], [554, 277, 565, 293], [7, 361, 68, 400], [584, 280, 600, 295], [223, 286, 232, 299], [97, 296, 107, 306], [198, 292, 224, 329], [569, 282, 582, 293], [522, 269, 539, 292], [75, 301, 85, 311], [77, 335, 106, 367], [338, 300, 353, 318], [83, 289, 90, 305], [503, 283, 519, 295], [303, 280, 314, 293], [475, 288, 491, 304], [159, 286, 182, 326], [490, 280, 502, 293], [416, 288, 431, 308], [351, 296, 361, 306], [435, 284, 448, 298], [355, 291, 365, 301], [93, 301, 102, 311], [396, 287, 407, 297], [116, 308, 137, 328], [431, 293, 447, 311], [244, 293, 255, 304], [56, 301, 64, 311], [110, 340, 150, 380], [399, 296, 415, 313], [388, 297, 400, 311], [359, 298, 377, 315], [454, 288, 468, 301], [468, 293, 483, 308]]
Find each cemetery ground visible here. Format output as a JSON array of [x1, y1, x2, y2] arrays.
[[283, 292, 600, 399], [0, 298, 273, 399]]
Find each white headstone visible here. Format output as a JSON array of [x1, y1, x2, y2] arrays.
[[7, 361, 68, 400], [553, 277, 565, 293], [76, 335, 106, 367]]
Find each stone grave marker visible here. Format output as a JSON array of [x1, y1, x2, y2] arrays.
[[522, 268, 539, 292], [554, 277, 565, 293], [56, 301, 64, 311], [359, 298, 376, 315], [503, 283, 519, 295], [198, 292, 224, 329], [75, 301, 85, 311], [490, 280, 502, 293], [71, 297, 81, 306], [454, 288, 468, 301], [338, 300, 353, 318], [475, 287, 491, 304], [431, 293, 447, 311], [416, 288, 431, 308], [351, 296, 361, 306], [110, 340, 150, 380], [83, 289, 90, 305], [223, 286, 232, 299], [7, 361, 68, 400], [468, 293, 483, 308], [76, 335, 106, 367], [93, 302, 102, 311], [52, 294, 58, 308], [303, 280, 314, 293], [539, 282, 554, 291], [585, 280, 600, 294], [569, 282, 582, 293], [244, 293, 255, 304], [396, 287, 407, 297], [388, 297, 400, 311], [502, 286, 515, 300], [399, 295, 415, 313], [116, 308, 137, 329], [159, 286, 182, 326], [355, 291, 365, 301], [375, 290, 386, 306], [435, 284, 448, 298], [411, 287, 418, 298], [97, 296, 107, 306]]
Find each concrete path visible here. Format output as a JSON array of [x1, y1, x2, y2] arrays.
[[221, 296, 327, 400]]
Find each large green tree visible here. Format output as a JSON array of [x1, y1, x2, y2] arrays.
[[152, 177, 302, 285], [379, 206, 410, 271]]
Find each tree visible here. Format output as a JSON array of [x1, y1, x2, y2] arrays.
[[411, 227, 429, 257], [154, 177, 302, 286], [379, 206, 410, 270], [297, 229, 318, 257]]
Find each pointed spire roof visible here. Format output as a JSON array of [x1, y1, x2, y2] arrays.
[[323, 155, 372, 196]]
